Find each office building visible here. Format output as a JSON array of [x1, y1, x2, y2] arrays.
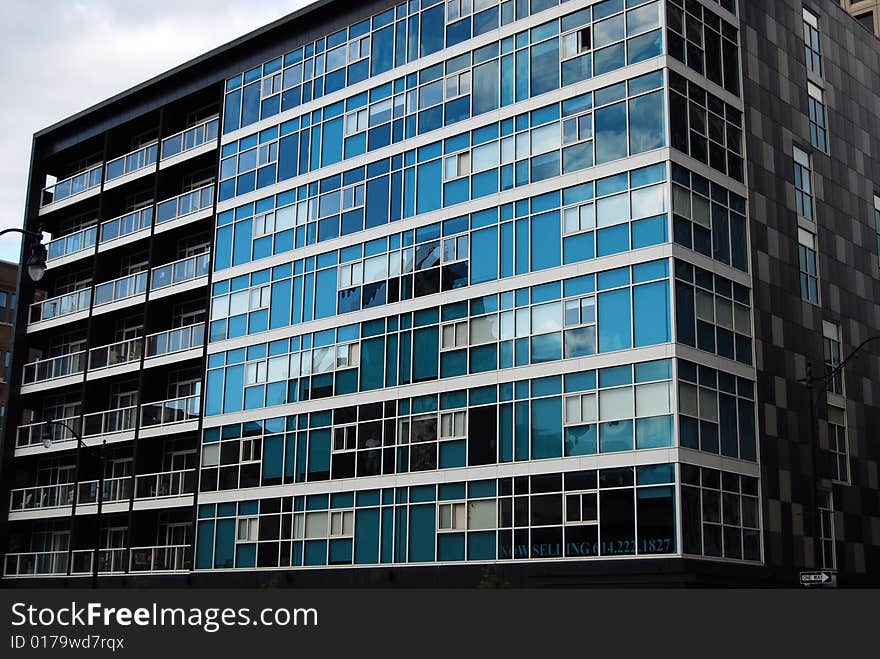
[[841, 0, 880, 35], [2, 0, 878, 586]]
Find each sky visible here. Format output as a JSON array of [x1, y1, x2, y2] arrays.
[[0, 0, 316, 263]]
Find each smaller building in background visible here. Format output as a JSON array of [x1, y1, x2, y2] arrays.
[[0, 261, 18, 447], [842, 0, 880, 35]]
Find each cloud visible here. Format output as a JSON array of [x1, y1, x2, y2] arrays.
[[0, 0, 315, 262]]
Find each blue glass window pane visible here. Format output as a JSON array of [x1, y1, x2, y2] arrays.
[[473, 60, 500, 116], [417, 160, 442, 214], [420, 5, 445, 57], [471, 226, 498, 284], [563, 232, 595, 264], [596, 224, 629, 256], [530, 211, 560, 271], [600, 419, 634, 452], [531, 332, 562, 363], [595, 101, 627, 164], [598, 288, 632, 352], [636, 415, 673, 449], [565, 425, 597, 456], [626, 30, 662, 65], [371, 26, 394, 75], [594, 42, 625, 76], [530, 38, 560, 97], [531, 396, 562, 459], [632, 214, 667, 248], [628, 90, 665, 154], [222, 365, 244, 414], [633, 281, 670, 347]]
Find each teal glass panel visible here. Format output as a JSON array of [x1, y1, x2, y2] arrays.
[[531, 396, 562, 459], [214, 519, 235, 569], [196, 521, 214, 569], [408, 504, 436, 562], [565, 424, 597, 456], [467, 531, 496, 560], [636, 415, 673, 449], [438, 533, 465, 561], [600, 419, 634, 452]]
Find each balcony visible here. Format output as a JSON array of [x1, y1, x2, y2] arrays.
[[22, 351, 86, 387], [135, 469, 196, 500], [160, 117, 219, 161], [150, 252, 210, 294], [76, 476, 132, 506], [46, 225, 97, 263], [88, 337, 143, 374], [4, 551, 71, 577], [146, 323, 204, 360], [29, 289, 91, 325], [99, 207, 153, 248], [155, 184, 214, 226], [9, 483, 75, 512], [40, 164, 103, 210], [140, 395, 200, 430], [92, 271, 147, 309], [3, 548, 129, 577], [16, 416, 80, 451], [82, 405, 137, 438], [104, 142, 158, 187], [130, 545, 190, 573]]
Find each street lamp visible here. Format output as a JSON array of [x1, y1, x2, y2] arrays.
[[800, 335, 880, 575], [41, 420, 106, 589], [0, 227, 46, 282]]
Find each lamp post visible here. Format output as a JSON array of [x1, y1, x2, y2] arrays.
[[0, 227, 47, 282], [42, 420, 106, 589], [800, 335, 880, 573]]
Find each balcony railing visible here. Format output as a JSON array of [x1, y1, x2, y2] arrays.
[[23, 351, 87, 385], [130, 545, 191, 573], [105, 142, 158, 182], [99, 207, 153, 244], [71, 549, 127, 575], [93, 271, 147, 307], [47, 225, 97, 261], [135, 469, 196, 499], [29, 289, 91, 323], [155, 184, 214, 224], [151, 252, 210, 291], [4, 551, 70, 577], [10, 483, 75, 511], [146, 323, 205, 358], [77, 476, 132, 505], [82, 405, 137, 437], [88, 337, 143, 371], [41, 164, 103, 207], [140, 395, 200, 428], [161, 117, 219, 160], [17, 415, 80, 449], [3, 549, 131, 577]]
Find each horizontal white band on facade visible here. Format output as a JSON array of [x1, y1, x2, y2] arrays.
[[216, 55, 669, 214], [220, 0, 593, 146], [196, 446, 759, 506]]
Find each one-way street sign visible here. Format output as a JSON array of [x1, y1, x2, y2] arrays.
[[799, 571, 837, 587]]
